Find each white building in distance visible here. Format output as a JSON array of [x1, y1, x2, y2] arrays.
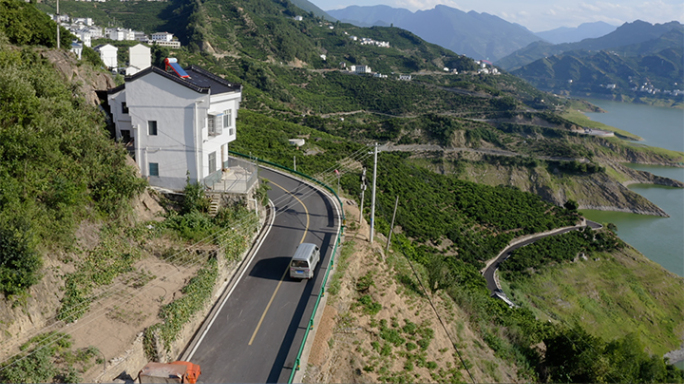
[[106, 63, 243, 191], [151, 32, 174, 42], [126, 44, 151, 76], [94, 44, 118, 69]]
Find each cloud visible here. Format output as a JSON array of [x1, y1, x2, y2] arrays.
[[579, 2, 601, 12]]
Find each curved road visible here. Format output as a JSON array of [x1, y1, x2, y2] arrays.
[[186, 168, 340, 383], [484, 220, 603, 293]]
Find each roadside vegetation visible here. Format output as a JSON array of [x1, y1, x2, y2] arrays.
[[0, 332, 102, 383]]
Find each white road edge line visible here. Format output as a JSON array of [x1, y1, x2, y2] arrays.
[[185, 199, 277, 361]]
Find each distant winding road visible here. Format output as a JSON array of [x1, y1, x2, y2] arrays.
[[483, 220, 603, 294]]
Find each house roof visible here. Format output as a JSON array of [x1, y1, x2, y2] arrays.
[[106, 65, 242, 95]]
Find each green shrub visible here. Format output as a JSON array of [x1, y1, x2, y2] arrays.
[[0, 223, 41, 297], [380, 327, 405, 347]]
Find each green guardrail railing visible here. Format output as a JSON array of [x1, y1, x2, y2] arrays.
[[228, 150, 345, 383]]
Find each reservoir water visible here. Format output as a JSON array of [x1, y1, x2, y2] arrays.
[[584, 99, 684, 153], [579, 99, 684, 277]]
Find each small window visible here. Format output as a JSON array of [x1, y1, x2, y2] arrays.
[[208, 116, 215, 133], [149, 162, 159, 177], [228, 128, 235, 136], [122, 102, 128, 114], [291, 260, 308, 268], [208, 152, 217, 174], [223, 109, 232, 128], [148, 120, 157, 136], [208, 115, 222, 136]]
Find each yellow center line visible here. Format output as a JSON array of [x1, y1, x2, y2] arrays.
[[248, 180, 309, 346]]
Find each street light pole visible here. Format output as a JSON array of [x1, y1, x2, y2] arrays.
[[369, 143, 378, 244], [56, 0, 60, 49]]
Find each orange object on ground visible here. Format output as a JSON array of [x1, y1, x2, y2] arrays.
[[138, 361, 201, 384]]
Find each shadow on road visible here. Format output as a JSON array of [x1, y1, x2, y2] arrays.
[[249, 256, 292, 281]]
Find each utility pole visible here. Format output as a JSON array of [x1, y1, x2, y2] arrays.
[[293, 156, 296, 172], [369, 143, 378, 244], [359, 167, 366, 225], [386, 196, 399, 252], [56, 0, 60, 49]]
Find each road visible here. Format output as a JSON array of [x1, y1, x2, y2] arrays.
[[186, 168, 340, 383], [483, 220, 602, 293]]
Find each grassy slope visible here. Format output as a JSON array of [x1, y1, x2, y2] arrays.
[[500, 246, 684, 356], [561, 109, 643, 140]]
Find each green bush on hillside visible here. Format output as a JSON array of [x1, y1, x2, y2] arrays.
[[0, 0, 71, 47], [0, 38, 144, 295]]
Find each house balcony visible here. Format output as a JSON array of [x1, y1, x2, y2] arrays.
[[203, 157, 257, 195]]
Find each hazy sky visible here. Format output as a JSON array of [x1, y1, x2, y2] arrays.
[[311, 0, 684, 32]]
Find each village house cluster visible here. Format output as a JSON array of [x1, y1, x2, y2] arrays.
[[346, 33, 390, 48], [49, 13, 180, 62]]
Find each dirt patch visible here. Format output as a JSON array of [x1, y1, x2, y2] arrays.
[[70, 258, 198, 368]]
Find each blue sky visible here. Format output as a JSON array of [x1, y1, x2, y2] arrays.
[[311, 0, 684, 32]]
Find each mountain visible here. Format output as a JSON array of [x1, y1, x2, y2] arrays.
[[535, 21, 617, 44], [327, 4, 542, 61], [511, 29, 684, 100], [326, 4, 412, 27], [290, 0, 336, 22], [498, 20, 684, 70]]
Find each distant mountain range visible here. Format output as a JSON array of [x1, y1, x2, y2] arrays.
[[535, 22, 617, 44], [497, 20, 683, 70], [326, 4, 542, 61], [510, 27, 683, 100]]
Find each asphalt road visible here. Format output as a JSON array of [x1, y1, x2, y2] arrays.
[[187, 168, 340, 383], [484, 220, 603, 293]]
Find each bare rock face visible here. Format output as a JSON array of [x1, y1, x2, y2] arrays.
[[40, 49, 116, 106]]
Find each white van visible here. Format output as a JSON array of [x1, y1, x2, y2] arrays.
[[289, 243, 320, 280]]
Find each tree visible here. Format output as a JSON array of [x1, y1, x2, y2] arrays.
[[564, 199, 579, 211]]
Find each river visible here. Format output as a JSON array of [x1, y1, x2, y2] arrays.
[[579, 99, 684, 278]]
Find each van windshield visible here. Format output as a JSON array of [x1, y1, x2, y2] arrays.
[[291, 260, 309, 268]]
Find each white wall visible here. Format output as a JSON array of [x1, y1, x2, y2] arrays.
[[126, 72, 208, 190], [98, 45, 118, 68], [201, 92, 241, 177], [129, 44, 151, 72]]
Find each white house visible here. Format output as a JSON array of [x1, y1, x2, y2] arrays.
[[151, 32, 174, 42], [73, 28, 92, 47], [294, 15, 303, 21], [73, 17, 93, 26], [107, 63, 243, 191], [354, 65, 371, 74], [94, 44, 118, 69], [126, 44, 151, 76], [70, 41, 83, 60]]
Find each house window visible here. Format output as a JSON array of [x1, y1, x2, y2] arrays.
[[122, 102, 128, 114], [223, 109, 232, 128], [208, 117, 215, 134], [148, 120, 157, 136], [208, 115, 222, 136], [149, 162, 159, 177], [208, 152, 217, 174], [229, 128, 235, 136]]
